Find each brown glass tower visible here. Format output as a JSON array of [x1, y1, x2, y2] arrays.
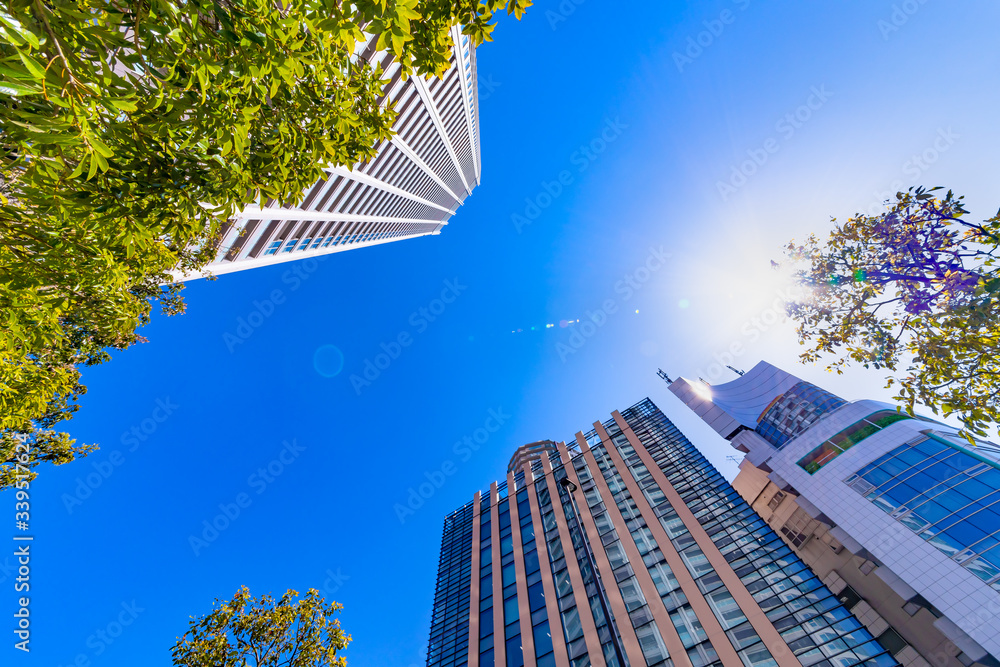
[[426, 399, 900, 667]]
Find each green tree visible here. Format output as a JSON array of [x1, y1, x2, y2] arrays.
[[785, 187, 1000, 441], [0, 0, 530, 489], [172, 587, 349, 667]]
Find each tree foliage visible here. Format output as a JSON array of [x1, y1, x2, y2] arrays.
[[0, 0, 530, 490], [786, 187, 1000, 440], [171, 587, 349, 667]]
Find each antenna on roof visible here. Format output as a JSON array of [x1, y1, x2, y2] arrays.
[[656, 368, 673, 384], [726, 365, 745, 376]]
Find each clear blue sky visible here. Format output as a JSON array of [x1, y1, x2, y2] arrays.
[[10, 1, 1000, 666]]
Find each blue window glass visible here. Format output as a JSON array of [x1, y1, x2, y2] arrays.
[[527, 582, 545, 612], [846, 432, 1000, 586], [503, 595, 519, 623], [505, 637, 524, 667], [523, 550, 539, 575], [536, 651, 555, 667], [502, 563, 515, 587], [426, 500, 475, 667], [756, 382, 847, 449]]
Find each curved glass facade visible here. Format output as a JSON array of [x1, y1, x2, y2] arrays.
[[797, 411, 913, 475], [755, 382, 847, 449], [845, 432, 1000, 591]]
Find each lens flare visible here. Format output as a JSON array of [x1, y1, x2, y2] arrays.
[[313, 344, 345, 378]]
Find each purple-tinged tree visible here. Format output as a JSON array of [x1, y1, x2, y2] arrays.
[[786, 187, 1000, 441]]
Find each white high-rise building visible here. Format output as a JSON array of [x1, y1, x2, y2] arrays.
[[197, 27, 480, 278], [668, 362, 1000, 667]]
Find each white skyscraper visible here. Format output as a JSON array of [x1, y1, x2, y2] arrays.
[[669, 362, 1000, 667], [198, 26, 481, 278]]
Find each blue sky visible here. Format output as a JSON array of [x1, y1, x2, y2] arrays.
[[10, 1, 1000, 666]]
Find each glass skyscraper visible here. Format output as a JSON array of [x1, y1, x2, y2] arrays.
[[426, 399, 898, 667]]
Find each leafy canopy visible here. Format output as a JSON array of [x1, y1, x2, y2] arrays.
[[171, 587, 349, 667], [785, 187, 1000, 441], [0, 0, 530, 490]]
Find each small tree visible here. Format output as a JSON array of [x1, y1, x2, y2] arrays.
[[172, 587, 349, 667], [785, 187, 1000, 441], [0, 0, 531, 489]]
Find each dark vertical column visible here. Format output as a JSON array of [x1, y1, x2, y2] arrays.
[[557, 438, 641, 664], [542, 449, 607, 667], [594, 421, 735, 666], [523, 463, 571, 667], [576, 431, 693, 667], [468, 490, 482, 667], [508, 471, 536, 665], [612, 410, 801, 667], [490, 482, 506, 667]]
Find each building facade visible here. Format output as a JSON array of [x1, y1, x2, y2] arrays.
[[508, 441, 561, 473], [669, 363, 1000, 667], [425, 399, 898, 667], [190, 26, 481, 278]]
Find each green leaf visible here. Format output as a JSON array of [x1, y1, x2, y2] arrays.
[[68, 159, 87, 179], [17, 52, 45, 78], [89, 136, 114, 158], [86, 153, 99, 180], [0, 10, 39, 49], [110, 99, 138, 112], [0, 80, 41, 96]]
